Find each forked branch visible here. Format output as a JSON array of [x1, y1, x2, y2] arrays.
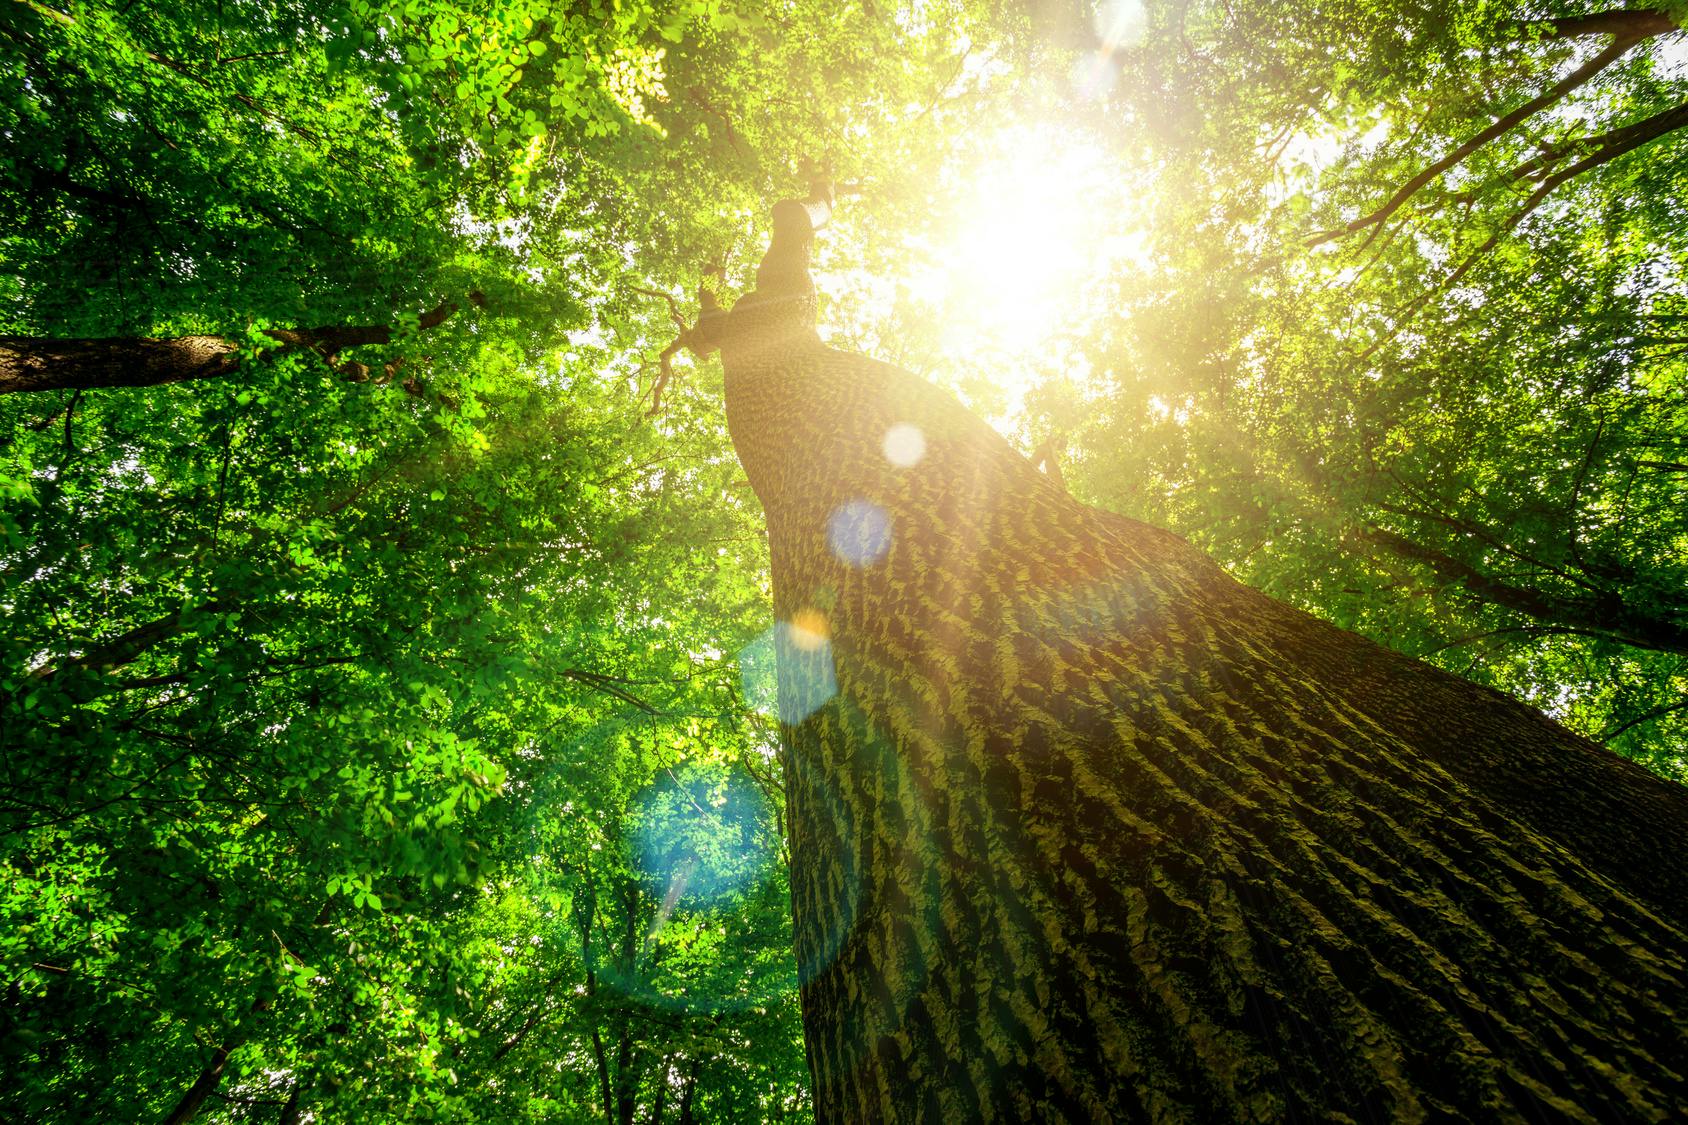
[[1309, 36, 1636, 247], [634, 274, 724, 416], [640, 160, 845, 415], [1311, 7, 1681, 248], [1373, 97, 1688, 340]]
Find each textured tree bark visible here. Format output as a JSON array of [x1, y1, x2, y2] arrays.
[[717, 196, 1688, 1121], [0, 335, 242, 395]]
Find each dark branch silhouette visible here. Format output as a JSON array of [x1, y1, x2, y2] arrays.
[[0, 293, 483, 396]]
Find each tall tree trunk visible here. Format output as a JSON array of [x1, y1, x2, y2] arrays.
[[615, 1031, 637, 1125], [718, 194, 1688, 1120]]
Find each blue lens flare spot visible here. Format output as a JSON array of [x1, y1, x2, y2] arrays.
[[632, 764, 776, 910], [828, 499, 892, 566]]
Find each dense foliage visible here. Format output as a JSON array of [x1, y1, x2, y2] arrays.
[[2, 0, 1683, 1120], [0, 0, 993, 1118]]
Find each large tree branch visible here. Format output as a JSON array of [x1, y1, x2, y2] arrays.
[[266, 296, 472, 354], [1537, 8, 1682, 41], [1370, 478, 1600, 591], [1501, 97, 1688, 187], [1364, 98, 1688, 353], [1600, 698, 1688, 741], [1359, 525, 1565, 615], [0, 337, 240, 396], [1356, 526, 1688, 655], [1312, 8, 1682, 248], [28, 599, 233, 682], [0, 295, 480, 396], [562, 668, 668, 715]]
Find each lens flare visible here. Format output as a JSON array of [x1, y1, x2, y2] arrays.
[[828, 499, 893, 566], [897, 124, 1147, 418], [739, 621, 838, 724], [883, 423, 927, 467]]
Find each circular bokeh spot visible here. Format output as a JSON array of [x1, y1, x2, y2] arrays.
[[828, 499, 892, 566], [1072, 51, 1122, 101], [788, 608, 830, 651], [605, 762, 792, 1014], [882, 423, 926, 467], [737, 626, 780, 718], [632, 764, 776, 910], [1094, 0, 1148, 48]]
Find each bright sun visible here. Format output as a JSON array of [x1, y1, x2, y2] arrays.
[[901, 124, 1147, 415]]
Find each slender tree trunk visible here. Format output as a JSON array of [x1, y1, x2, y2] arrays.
[[677, 1058, 700, 1125], [615, 1032, 638, 1125], [158, 1039, 235, 1125], [159, 996, 267, 1125], [590, 1026, 616, 1125], [649, 1054, 671, 1124], [277, 1087, 303, 1125], [719, 196, 1688, 1120], [578, 869, 619, 1125], [615, 882, 641, 1125]]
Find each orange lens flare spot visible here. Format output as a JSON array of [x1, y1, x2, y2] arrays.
[[788, 609, 830, 651]]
